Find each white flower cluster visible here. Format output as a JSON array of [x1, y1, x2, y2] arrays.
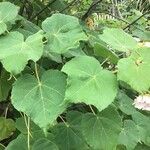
[[133, 95, 150, 111]]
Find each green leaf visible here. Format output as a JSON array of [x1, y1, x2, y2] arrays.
[[15, 117, 41, 134], [12, 70, 67, 128], [51, 111, 88, 150], [0, 2, 19, 34], [81, 106, 122, 150], [132, 29, 150, 41], [117, 47, 150, 92], [32, 138, 59, 150], [64, 47, 86, 58], [6, 134, 27, 150], [62, 56, 118, 111], [16, 18, 41, 39], [99, 28, 138, 52], [0, 117, 15, 141], [0, 31, 43, 74], [116, 91, 136, 115], [132, 112, 150, 146], [0, 69, 14, 101], [42, 13, 87, 54], [94, 42, 119, 64], [6, 131, 54, 150], [134, 143, 150, 150], [118, 120, 140, 150]]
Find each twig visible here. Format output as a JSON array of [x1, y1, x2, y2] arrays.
[[30, 0, 57, 20], [81, 0, 102, 21], [103, 12, 145, 31], [123, 10, 150, 30], [27, 117, 30, 150], [4, 103, 10, 118]]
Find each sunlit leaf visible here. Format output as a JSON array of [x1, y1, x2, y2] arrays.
[[62, 56, 118, 111], [42, 13, 87, 54], [117, 47, 150, 92], [0, 31, 43, 74], [99, 28, 138, 52]]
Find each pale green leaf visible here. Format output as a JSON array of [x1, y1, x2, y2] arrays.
[[118, 120, 140, 150], [42, 13, 87, 54], [0, 31, 43, 74], [99, 28, 138, 52], [62, 56, 118, 111], [94, 42, 119, 64], [12, 70, 67, 128], [0, 2, 19, 34], [81, 106, 122, 150], [0, 117, 15, 141], [117, 47, 150, 92]]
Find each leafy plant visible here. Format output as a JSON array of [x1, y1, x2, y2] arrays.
[[0, 1, 150, 150]]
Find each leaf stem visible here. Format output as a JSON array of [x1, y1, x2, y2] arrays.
[[34, 62, 41, 84], [27, 117, 30, 150], [82, 0, 102, 20], [59, 115, 69, 127], [89, 105, 96, 115], [0, 143, 5, 148], [4, 103, 10, 118]]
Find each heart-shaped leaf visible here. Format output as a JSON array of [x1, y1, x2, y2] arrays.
[[51, 111, 88, 150], [0, 31, 43, 74], [62, 56, 118, 111], [12, 70, 67, 128], [42, 13, 87, 54], [81, 106, 122, 150]]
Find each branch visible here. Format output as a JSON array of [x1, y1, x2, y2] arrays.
[[106, 12, 145, 31], [81, 0, 102, 21], [30, 0, 57, 20], [123, 10, 150, 30]]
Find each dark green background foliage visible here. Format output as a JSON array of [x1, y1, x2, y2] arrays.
[[0, 0, 150, 150]]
